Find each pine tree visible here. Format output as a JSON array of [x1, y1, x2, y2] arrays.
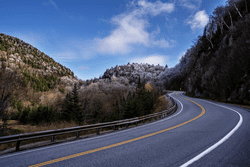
[[61, 93, 73, 122], [71, 83, 84, 124], [137, 75, 142, 89], [62, 83, 84, 124]]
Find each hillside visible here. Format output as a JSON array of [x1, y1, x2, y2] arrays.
[[0, 33, 171, 138], [0, 33, 74, 77], [159, 0, 250, 104], [0, 33, 80, 109], [0, 33, 84, 132]]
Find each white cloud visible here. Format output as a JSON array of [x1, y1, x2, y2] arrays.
[[138, 0, 175, 16], [96, 15, 148, 54], [97, 0, 175, 54], [187, 10, 209, 30], [151, 39, 170, 47], [178, 0, 202, 10], [149, 27, 174, 48], [130, 55, 168, 66], [43, 0, 59, 11]]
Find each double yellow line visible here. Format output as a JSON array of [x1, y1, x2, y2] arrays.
[[30, 93, 205, 167]]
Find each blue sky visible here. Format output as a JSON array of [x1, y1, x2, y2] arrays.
[[1, 0, 227, 80]]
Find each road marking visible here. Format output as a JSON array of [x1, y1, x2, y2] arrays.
[[29, 92, 205, 167], [180, 96, 243, 167]]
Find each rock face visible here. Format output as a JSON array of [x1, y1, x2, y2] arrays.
[[102, 63, 165, 85]]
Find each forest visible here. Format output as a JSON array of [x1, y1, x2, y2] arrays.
[[159, 0, 250, 104]]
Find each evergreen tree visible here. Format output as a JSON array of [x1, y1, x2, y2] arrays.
[[71, 83, 84, 124], [19, 105, 31, 124], [61, 83, 84, 124], [61, 93, 73, 122], [137, 75, 142, 89]]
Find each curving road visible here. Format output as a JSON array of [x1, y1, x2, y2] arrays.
[[0, 92, 250, 167]]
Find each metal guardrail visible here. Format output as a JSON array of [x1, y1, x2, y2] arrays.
[[0, 95, 177, 151]]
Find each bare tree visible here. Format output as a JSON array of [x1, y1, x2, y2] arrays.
[[213, 6, 229, 34], [234, 3, 243, 17], [0, 68, 21, 134], [205, 19, 215, 49], [228, 9, 234, 27]]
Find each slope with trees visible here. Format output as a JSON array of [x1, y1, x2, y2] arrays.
[[159, 0, 250, 105]]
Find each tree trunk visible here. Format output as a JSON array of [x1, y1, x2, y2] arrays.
[[220, 20, 224, 34], [234, 4, 243, 18], [213, 18, 224, 34], [222, 17, 230, 29], [208, 38, 214, 49], [206, 32, 214, 49], [228, 10, 233, 27]]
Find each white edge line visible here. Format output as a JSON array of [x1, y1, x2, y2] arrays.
[[0, 92, 183, 159], [180, 98, 243, 167]]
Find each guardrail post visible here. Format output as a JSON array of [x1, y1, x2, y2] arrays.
[[155, 116, 157, 120], [136, 121, 138, 126], [149, 118, 151, 122], [143, 119, 145, 124], [16, 141, 20, 151], [126, 123, 128, 128], [113, 125, 116, 131], [51, 135, 54, 142], [76, 132, 79, 138], [96, 128, 100, 135]]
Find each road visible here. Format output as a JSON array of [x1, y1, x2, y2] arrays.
[[0, 92, 250, 167]]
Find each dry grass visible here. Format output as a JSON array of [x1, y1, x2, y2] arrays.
[[0, 120, 81, 152], [5, 120, 79, 134], [153, 95, 169, 113], [144, 83, 153, 92], [235, 104, 250, 110]]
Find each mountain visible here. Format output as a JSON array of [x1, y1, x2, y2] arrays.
[[0, 33, 74, 77], [0, 33, 168, 131], [158, 0, 250, 104], [0, 33, 79, 113], [101, 63, 166, 85]]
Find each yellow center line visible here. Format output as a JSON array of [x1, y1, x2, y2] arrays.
[[29, 93, 205, 167]]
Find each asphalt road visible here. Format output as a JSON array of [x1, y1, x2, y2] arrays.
[[0, 92, 250, 167]]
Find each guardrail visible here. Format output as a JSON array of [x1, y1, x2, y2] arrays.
[[0, 95, 177, 151]]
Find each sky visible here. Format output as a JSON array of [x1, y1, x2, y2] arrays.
[[1, 0, 227, 80]]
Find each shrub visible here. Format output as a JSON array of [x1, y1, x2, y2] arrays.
[[19, 105, 31, 124], [19, 104, 59, 125], [59, 88, 65, 93]]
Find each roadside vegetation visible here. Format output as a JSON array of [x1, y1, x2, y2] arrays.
[[0, 76, 170, 137], [0, 76, 171, 152]]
